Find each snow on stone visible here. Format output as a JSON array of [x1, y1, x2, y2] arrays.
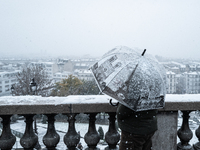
[[0, 95, 117, 105], [165, 94, 200, 102], [0, 94, 200, 106]]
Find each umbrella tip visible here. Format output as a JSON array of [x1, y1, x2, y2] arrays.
[[141, 49, 146, 56]]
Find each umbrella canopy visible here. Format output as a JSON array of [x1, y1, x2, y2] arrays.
[[90, 46, 166, 111]]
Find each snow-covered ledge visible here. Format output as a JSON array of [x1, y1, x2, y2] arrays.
[[0, 94, 200, 150], [0, 94, 200, 115], [0, 95, 118, 115]]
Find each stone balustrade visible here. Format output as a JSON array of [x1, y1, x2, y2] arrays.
[[0, 94, 200, 150]]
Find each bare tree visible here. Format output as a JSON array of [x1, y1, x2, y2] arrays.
[[176, 74, 186, 94], [13, 63, 54, 96]]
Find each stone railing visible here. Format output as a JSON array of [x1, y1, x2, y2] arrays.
[[0, 94, 200, 150]]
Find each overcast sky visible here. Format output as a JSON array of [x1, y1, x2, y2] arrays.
[[0, 0, 200, 59]]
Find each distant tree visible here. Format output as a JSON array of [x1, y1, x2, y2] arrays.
[[51, 74, 83, 96], [176, 75, 186, 94], [51, 75, 100, 96], [13, 63, 54, 96]]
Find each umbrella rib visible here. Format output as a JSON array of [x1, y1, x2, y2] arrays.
[[126, 63, 139, 94], [126, 64, 139, 84]]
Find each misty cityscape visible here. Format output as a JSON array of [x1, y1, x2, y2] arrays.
[[0, 53, 200, 97]]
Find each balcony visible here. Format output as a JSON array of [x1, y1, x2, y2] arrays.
[[0, 94, 200, 150]]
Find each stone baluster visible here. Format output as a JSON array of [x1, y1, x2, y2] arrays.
[[20, 114, 38, 150], [105, 112, 120, 150], [193, 120, 200, 150], [43, 114, 60, 149], [0, 115, 16, 150], [177, 111, 193, 150], [64, 113, 80, 150], [84, 113, 100, 150]]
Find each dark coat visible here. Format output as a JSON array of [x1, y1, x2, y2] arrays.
[[117, 104, 158, 135]]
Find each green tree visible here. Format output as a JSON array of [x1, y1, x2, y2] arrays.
[[51, 74, 83, 96], [51, 75, 101, 96]]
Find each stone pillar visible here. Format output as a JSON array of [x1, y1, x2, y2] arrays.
[[105, 112, 120, 150], [152, 111, 178, 150], [20, 114, 38, 150], [0, 115, 16, 150], [43, 114, 60, 150], [177, 111, 193, 150], [64, 113, 80, 150], [84, 113, 100, 150], [193, 123, 200, 150]]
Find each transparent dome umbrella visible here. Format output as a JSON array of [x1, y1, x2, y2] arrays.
[[90, 46, 167, 111]]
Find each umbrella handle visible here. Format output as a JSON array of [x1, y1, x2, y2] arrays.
[[109, 99, 119, 107], [141, 49, 146, 56]]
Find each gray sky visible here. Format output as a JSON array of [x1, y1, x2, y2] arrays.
[[0, 0, 200, 59]]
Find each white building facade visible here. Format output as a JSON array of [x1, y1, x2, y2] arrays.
[[53, 71, 72, 83], [0, 70, 20, 96], [166, 71, 176, 94], [185, 72, 200, 94], [74, 69, 94, 81]]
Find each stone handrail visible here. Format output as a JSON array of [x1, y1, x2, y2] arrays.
[[1, 94, 200, 114], [0, 94, 200, 150], [0, 95, 117, 115]]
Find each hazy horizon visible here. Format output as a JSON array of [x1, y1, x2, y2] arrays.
[[0, 0, 200, 59]]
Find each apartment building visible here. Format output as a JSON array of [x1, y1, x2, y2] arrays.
[[175, 73, 186, 94], [31, 62, 59, 79], [166, 71, 200, 94], [72, 58, 97, 70], [57, 59, 74, 73], [43, 62, 59, 79], [53, 71, 72, 83], [40, 59, 74, 78], [0, 70, 20, 96], [74, 69, 94, 81], [185, 72, 200, 94], [166, 71, 176, 94]]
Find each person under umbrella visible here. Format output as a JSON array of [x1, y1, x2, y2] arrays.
[[90, 46, 166, 150], [117, 102, 158, 149]]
